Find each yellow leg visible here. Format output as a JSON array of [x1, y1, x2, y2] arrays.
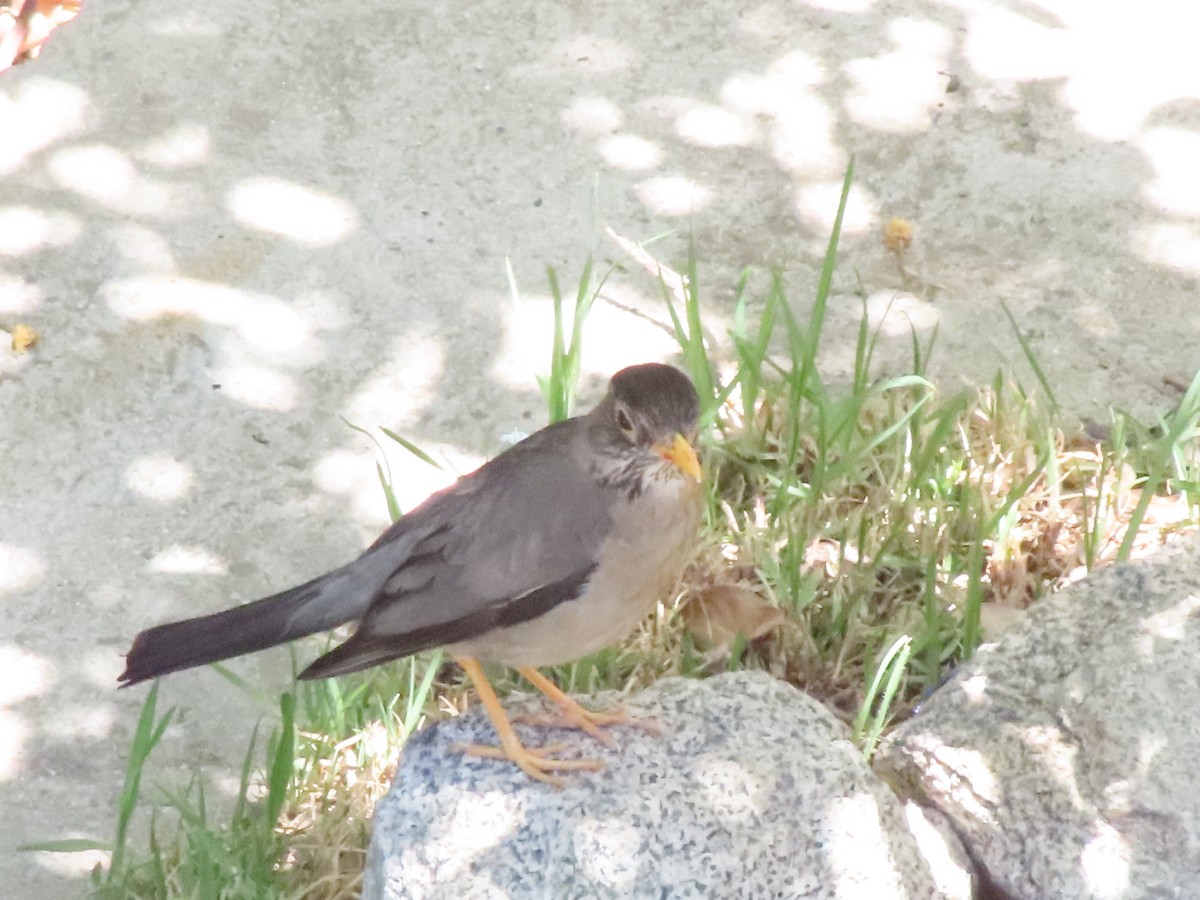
[[450, 656, 603, 787], [516, 666, 659, 745]]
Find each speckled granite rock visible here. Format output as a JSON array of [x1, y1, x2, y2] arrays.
[[364, 670, 972, 899], [877, 537, 1200, 899]]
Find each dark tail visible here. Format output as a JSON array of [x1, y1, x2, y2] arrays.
[[119, 567, 367, 686]]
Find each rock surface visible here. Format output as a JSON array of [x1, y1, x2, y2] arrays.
[[877, 537, 1200, 899], [366, 670, 972, 899]]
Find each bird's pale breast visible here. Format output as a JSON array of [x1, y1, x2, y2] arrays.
[[447, 475, 702, 667]]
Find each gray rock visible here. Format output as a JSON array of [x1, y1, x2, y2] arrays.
[[365, 670, 970, 899], [877, 537, 1200, 899]]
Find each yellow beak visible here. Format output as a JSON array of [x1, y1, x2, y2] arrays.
[[654, 433, 703, 483]]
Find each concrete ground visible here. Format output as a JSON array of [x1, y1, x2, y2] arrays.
[[2, 1, 1198, 895]]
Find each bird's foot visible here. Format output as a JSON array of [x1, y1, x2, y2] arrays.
[[514, 666, 660, 746], [452, 740, 603, 787], [514, 702, 661, 747], [453, 656, 607, 787]]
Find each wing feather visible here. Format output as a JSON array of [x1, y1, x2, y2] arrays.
[[344, 418, 614, 642]]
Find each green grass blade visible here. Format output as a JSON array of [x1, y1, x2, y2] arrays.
[[266, 692, 296, 827], [805, 157, 854, 369], [545, 265, 568, 422], [681, 236, 717, 409], [853, 633, 912, 759], [1000, 299, 1058, 413], [112, 683, 173, 880], [379, 427, 445, 472], [18, 838, 113, 853], [375, 461, 401, 524], [542, 259, 603, 422], [402, 650, 445, 738], [1118, 367, 1200, 561]]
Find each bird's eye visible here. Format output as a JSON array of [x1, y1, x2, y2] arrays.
[[616, 407, 634, 434]]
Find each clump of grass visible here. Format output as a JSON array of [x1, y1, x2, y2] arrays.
[[22, 685, 300, 897], [47, 166, 1200, 897]]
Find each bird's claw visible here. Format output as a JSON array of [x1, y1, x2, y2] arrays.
[[451, 741, 604, 787], [514, 703, 662, 746]]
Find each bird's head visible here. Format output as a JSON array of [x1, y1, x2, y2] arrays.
[[587, 363, 702, 489]]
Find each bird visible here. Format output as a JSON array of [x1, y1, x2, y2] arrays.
[[119, 362, 704, 785]]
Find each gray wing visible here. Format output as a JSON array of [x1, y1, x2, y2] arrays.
[[299, 419, 614, 678]]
